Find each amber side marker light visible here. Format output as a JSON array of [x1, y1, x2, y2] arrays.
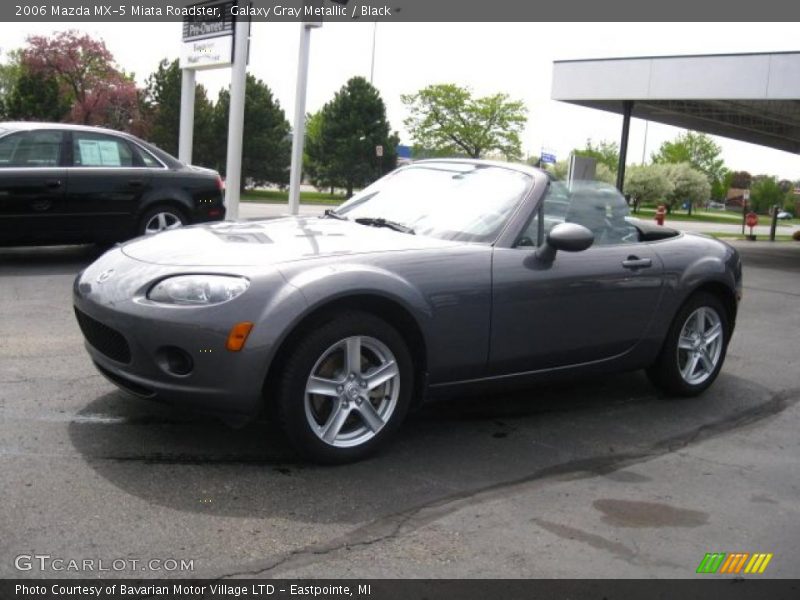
[[226, 322, 254, 351]]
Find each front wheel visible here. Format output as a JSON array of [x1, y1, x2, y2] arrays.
[[276, 311, 413, 464], [647, 292, 730, 396]]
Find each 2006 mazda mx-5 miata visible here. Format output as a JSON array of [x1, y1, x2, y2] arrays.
[[74, 160, 742, 463]]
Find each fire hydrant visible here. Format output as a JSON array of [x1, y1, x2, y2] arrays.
[[655, 205, 666, 226]]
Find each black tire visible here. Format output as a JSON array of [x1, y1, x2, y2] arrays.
[[646, 291, 730, 397], [276, 311, 413, 464], [138, 204, 187, 236]]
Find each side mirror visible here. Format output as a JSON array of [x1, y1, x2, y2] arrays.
[[535, 223, 594, 262]]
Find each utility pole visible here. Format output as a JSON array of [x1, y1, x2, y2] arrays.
[[370, 22, 377, 84]]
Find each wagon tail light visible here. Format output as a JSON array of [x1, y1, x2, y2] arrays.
[[226, 322, 254, 352]]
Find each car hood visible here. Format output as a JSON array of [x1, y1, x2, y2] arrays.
[[120, 216, 460, 266]]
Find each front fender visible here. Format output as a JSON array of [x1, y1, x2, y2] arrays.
[[279, 261, 434, 332]]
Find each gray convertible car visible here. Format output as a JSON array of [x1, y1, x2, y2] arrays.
[[73, 160, 742, 463]]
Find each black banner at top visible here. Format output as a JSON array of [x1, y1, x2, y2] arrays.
[[5, 0, 800, 22]]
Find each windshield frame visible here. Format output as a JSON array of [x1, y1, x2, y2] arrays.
[[333, 160, 539, 246]]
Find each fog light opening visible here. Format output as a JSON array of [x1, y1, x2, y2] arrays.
[[226, 322, 254, 352], [156, 346, 194, 376]]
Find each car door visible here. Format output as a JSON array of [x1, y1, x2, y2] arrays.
[[0, 129, 68, 242], [65, 130, 153, 239], [489, 181, 664, 375]]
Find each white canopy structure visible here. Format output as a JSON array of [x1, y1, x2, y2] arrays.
[[552, 51, 800, 189]]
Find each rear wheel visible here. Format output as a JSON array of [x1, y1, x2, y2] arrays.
[[139, 205, 186, 236], [276, 311, 413, 463], [647, 292, 729, 396]]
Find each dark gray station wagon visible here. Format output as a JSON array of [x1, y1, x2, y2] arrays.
[[0, 122, 225, 245]]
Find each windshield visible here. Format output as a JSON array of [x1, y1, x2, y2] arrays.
[[335, 163, 532, 243]]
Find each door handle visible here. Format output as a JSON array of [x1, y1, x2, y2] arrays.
[[128, 179, 144, 187], [45, 179, 62, 189], [622, 256, 652, 269]]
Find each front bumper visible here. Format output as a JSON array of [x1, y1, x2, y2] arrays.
[[73, 297, 267, 418], [72, 254, 278, 419]]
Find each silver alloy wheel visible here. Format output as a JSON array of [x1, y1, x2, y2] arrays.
[[676, 306, 724, 385], [304, 335, 400, 448], [143, 211, 184, 235]]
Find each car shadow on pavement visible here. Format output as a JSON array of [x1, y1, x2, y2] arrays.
[[67, 371, 779, 525], [0, 244, 105, 276]]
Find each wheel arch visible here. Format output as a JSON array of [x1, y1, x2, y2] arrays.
[[137, 191, 194, 222], [262, 292, 430, 413], [687, 280, 738, 331]]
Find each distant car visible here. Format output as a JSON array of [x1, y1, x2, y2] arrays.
[[74, 160, 742, 463], [708, 201, 726, 210], [0, 122, 225, 246], [777, 210, 793, 220]]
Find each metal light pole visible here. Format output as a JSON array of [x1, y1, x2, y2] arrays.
[[288, 21, 320, 216], [640, 120, 649, 165], [223, 17, 250, 220], [369, 22, 377, 84], [178, 69, 195, 164]]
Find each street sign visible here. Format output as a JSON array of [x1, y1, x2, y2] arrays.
[[182, 0, 236, 42], [180, 0, 241, 69], [540, 152, 557, 164], [180, 36, 234, 70], [746, 212, 759, 228], [375, 145, 384, 157]]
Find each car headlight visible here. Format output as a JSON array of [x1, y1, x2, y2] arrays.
[[147, 275, 249, 305]]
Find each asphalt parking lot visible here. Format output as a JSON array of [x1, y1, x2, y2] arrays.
[[1, 239, 798, 579]]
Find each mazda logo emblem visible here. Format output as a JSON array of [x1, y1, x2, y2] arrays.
[[96, 269, 115, 283]]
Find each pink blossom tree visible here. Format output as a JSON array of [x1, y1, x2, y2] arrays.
[[21, 30, 143, 132]]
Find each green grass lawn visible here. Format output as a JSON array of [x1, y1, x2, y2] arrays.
[[635, 207, 796, 227], [241, 189, 345, 205]]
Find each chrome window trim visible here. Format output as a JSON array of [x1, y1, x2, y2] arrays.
[[70, 131, 169, 170]]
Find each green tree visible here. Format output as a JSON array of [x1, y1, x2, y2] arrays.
[[308, 76, 398, 197], [304, 110, 338, 191], [213, 75, 291, 190], [572, 139, 619, 173], [143, 58, 216, 167], [542, 160, 569, 180], [651, 131, 727, 191], [594, 163, 616, 186], [624, 164, 673, 207], [542, 158, 615, 185], [0, 49, 70, 121], [401, 83, 526, 160], [750, 175, 787, 214], [662, 163, 711, 214]]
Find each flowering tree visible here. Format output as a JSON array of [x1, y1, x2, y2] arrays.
[[21, 30, 141, 131]]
